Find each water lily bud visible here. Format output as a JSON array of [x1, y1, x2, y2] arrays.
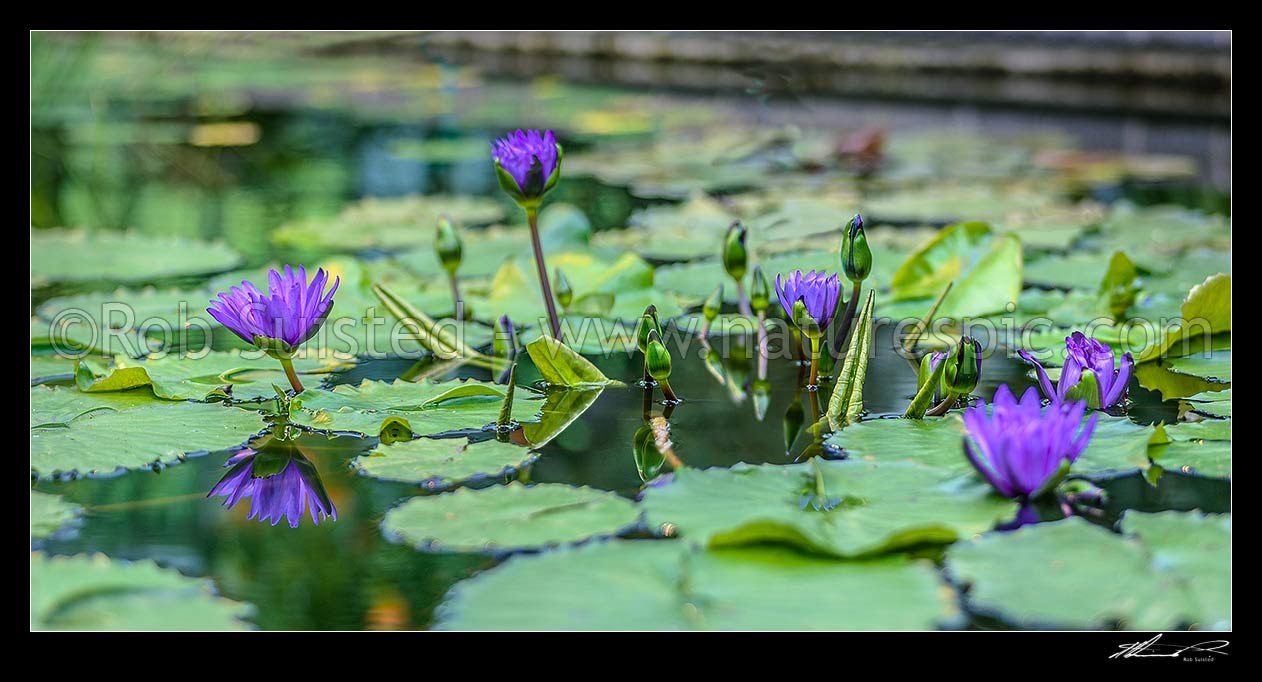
[[493, 315, 517, 358], [1063, 368, 1102, 410], [918, 351, 947, 391], [702, 284, 724, 322], [633, 424, 665, 482], [722, 221, 749, 282], [645, 329, 673, 382], [492, 129, 563, 208], [791, 299, 822, 340], [553, 267, 573, 309], [839, 213, 872, 283], [435, 214, 463, 275], [636, 304, 661, 354], [942, 336, 982, 395], [752, 378, 772, 421], [750, 266, 770, 313]]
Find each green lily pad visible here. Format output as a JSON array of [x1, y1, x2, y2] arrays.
[[30, 490, 82, 540], [31, 229, 243, 286], [31, 355, 81, 382], [74, 351, 341, 402], [1167, 351, 1232, 383], [1184, 388, 1231, 418], [1164, 420, 1231, 442], [269, 194, 508, 254], [289, 379, 540, 437], [827, 413, 1155, 476], [1134, 361, 1227, 400], [862, 184, 1059, 225], [524, 336, 616, 388], [32, 317, 112, 356], [353, 437, 539, 489], [1024, 251, 1129, 289], [381, 482, 641, 553], [31, 552, 252, 630], [521, 387, 606, 448], [889, 222, 1023, 319], [1150, 440, 1231, 479], [436, 540, 952, 630], [30, 386, 265, 477], [35, 286, 232, 356], [1122, 511, 1231, 630], [642, 460, 1015, 558], [947, 516, 1199, 629]]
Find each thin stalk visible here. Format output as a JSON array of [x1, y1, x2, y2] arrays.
[[448, 273, 465, 320], [659, 378, 680, 403], [831, 281, 863, 356], [756, 310, 768, 380], [807, 336, 821, 389], [279, 356, 304, 394], [735, 280, 752, 316], [925, 392, 959, 417], [526, 208, 562, 340]]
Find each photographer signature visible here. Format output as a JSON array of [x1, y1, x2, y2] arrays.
[[1110, 634, 1229, 660]]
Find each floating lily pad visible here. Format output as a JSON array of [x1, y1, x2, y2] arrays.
[[1150, 440, 1231, 479], [827, 413, 1154, 476], [353, 438, 539, 489], [30, 552, 252, 630], [862, 184, 1058, 225], [1167, 351, 1231, 384], [381, 482, 641, 553], [290, 379, 540, 437], [74, 351, 341, 402], [30, 386, 265, 477], [947, 517, 1197, 629], [1164, 419, 1231, 442], [30, 355, 80, 382], [35, 286, 233, 353], [1122, 511, 1231, 630], [642, 460, 1014, 558], [524, 336, 616, 388], [269, 194, 508, 254], [31, 229, 243, 286], [889, 222, 1022, 319], [436, 540, 952, 630], [1184, 388, 1232, 418], [30, 490, 82, 540]]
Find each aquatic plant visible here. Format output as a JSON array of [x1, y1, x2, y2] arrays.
[[208, 447, 338, 529], [1019, 331, 1134, 410], [775, 269, 842, 389]]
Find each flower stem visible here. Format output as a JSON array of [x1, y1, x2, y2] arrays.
[[660, 378, 680, 403], [279, 357, 304, 394], [925, 391, 959, 417], [807, 337, 821, 389], [448, 273, 466, 321], [526, 208, 563, 340], [756, 310, 768, 380], [735, 280, 752, 316], [830, 281, 863, 356]]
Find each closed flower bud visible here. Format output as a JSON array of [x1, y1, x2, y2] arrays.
[[840, 213, 872, 283], [493, 315, 517, 359], [435, 214, 463, 275], [633, 424, 665, 482], [752, 378, 772, 421], [918, 351, 946, 391], [702, 284, 724, 322], [492, 129, 563, 208], [645, 329, 673, 382], [554, 267, 573, 309], [750, 266, 770, 313], [722, 221, 749, 282], [636, 305, 661, 354], [942, 336, 982, 395]]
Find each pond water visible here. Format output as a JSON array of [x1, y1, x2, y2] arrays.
[[31, 34, 1231, 631]]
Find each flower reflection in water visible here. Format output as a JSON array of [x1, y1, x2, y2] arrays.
[[208, 428, 338, 529]]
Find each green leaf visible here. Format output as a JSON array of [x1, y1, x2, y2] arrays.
[[889, 222, 1022, 319], [31, 229, 243, 286], [1164, 420, 1231, 442], [947, 517, 1200, 629], [31, 553, 252, 630], [290, 379, 541, 437], [1122, 511, 1231, 630], [1134, 361, 1228, 400], [30, 490, 82, 540], [1166, 351, 1232, 383], [827, 290, 875, 429], [1137, 274, 1231, 363], [641, 460, 1015, 558], [521, 387, 605, 448], [269, 194, 507, 254], [31, 355, 81, 382], [1183, 388, 1232, 418], [827, 413, 1154, 476], [436, 540, 953, 630], [353, 437, 539, 489], [381, 483, 641, 553], [524, 336, 615, 387], [74, 351, 340, 402], [30, 387, 265, 477]]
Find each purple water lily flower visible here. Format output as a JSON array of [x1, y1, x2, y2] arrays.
[[208, 265, 340, 352], [775, 270, 843, 334], [1017, 331, 1133, 409], [963, 385, 1098, 501], [492, 129, 561, 201], [208, 448, 337, 528]]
